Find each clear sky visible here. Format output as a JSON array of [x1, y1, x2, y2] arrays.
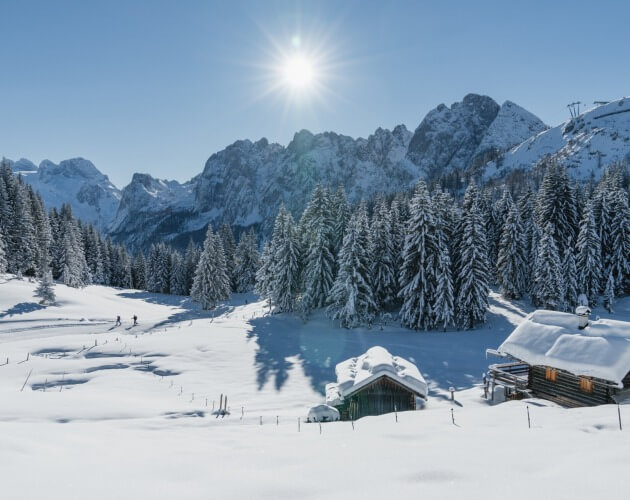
[[1, 0, 628, 188]]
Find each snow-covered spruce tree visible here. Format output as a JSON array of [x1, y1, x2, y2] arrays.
[[299, 185, 335, 314], [562, 241, 579, 311], [398, 181, 437, 330], [606, 188, 630, 294], [576, 200, 602, 306], [132, 253, 147, 290], [255, 241, 274, 311], [28, 185, 52, 274], [535, 162, 577, 258], [603, 270, 615, 313], [218, 223, 237, 291], [455, 183, 489, 329], [496, 204, 526, 299], [330, 186, 351, 258], [58, 208, 91, 288], [7, 180, 37, 275], [517, 187, 536, 289], [35, 269, 56, 305], [533, 222, 565, 310], [432, 191, 455, 330], [0, 228, 7, 273], [327, 207, 376, 328], [528, 223, 543, 305], [269, 205, 302, 313], [146, 243, 171, 294], [191, 227, 231, 309], [184, 239, 201, 295], [169, 251, 188, 296], [369, 197, 396, 310], [489, 189, 514, 273], [234, 228, 260, 293], [388, 197, 406, 300]]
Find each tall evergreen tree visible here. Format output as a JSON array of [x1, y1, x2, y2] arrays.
[[132, 253, 147, 290], [398, 181, 437, 330], [533, 222, 565, 310], [269, 206, 302, 313], [191, 227, 231, 309], [219, 223, 237, 291], [234, 228, 260, 293], [369, 197, 396, 309], [34, 269, 56, 305], [455, 183, 489, 329], [327, 208, 376, 328], [496, 204, 526, 299], [576, 201, 602, 306]]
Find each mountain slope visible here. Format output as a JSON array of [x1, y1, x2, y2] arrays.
[[9, 157, 121, 231], [485, 97, 630, 179], [111, 94, 547, 249]]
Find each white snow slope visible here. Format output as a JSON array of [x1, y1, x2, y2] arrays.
[[485, 96, 630, 180], [0, 275, 629, 500], [9, 158, 121, 231]]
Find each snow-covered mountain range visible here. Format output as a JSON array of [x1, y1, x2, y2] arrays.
[[6, 157, 121, 231], [8, 93, 630, 249]]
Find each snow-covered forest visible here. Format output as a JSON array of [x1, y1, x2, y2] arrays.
[[2, 159, 629, 331]]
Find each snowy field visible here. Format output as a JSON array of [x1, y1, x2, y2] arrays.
[[1, 275, 628, 499]]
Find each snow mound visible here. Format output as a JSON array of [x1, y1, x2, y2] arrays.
[[326, 346, 427, 406], [497, 310, 630, 386], [307, 404, 340, 422]]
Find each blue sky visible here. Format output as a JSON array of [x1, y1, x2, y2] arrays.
[[1, 0, 628, 188]]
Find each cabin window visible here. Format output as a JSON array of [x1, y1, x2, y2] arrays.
[[545, 367, 558, 382], [579, 377, 594, 393]]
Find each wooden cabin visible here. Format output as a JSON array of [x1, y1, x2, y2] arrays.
[[487, 309, 630, 407], [326, 346, 427, 420]]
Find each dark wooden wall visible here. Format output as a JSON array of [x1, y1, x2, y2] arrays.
[[530, 366, 613, 407], [335, 376, 417, 420]]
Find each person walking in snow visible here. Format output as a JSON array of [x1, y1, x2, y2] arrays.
[[132, 314, 138, 326], [115, 315, 121, 326]]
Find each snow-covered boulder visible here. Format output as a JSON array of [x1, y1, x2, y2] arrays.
[[326, 346, 427, 406], [307, 404, 340, 422]]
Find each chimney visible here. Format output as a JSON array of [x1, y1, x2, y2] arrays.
[[575, 306, 591, 329]]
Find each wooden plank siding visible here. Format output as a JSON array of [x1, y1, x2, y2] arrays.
[[529, 366, 613, 407], [334, 375, 418, 421]]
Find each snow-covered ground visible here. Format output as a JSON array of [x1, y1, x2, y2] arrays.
[[1, 276, 628, 499]]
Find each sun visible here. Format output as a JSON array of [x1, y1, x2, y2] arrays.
[[282, 54, 315, 89]]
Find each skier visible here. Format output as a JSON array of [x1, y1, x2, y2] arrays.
[[132, 314, 138, 326], [115, 315, 121, 326]]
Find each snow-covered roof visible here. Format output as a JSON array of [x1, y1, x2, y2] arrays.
[[325, 346, 427, 406], [497, 310, 630, 386], [307, 404, 340, 422]]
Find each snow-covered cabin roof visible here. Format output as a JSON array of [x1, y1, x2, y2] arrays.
[[325, 346, 427, 406], [497, 310, 630, 386]]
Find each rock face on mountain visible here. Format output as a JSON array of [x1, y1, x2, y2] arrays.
[[110, 93, 550, 249], [485, 97, 630, 180], [406, 95, 548, 178], [9, 157, 121, 230]]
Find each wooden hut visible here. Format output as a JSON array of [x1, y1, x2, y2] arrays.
[[487, 309, 630, 407], [326, 346, 427, 420]]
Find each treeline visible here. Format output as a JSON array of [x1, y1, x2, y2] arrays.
[[255, 162, 630, 329], [0, 161, 134, 288]]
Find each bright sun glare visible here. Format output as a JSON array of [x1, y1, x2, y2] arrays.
[[282, 54, 315, 89]]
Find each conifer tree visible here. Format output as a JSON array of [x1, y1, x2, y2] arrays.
[[576, 201, 602, 306], [234, 228, 260, 293], [562, 242, 579, 311], [169, 251, 188, 296], [455, 183, 489, 329], [327, 208, 376, 328], [219, 223, 237, 291], [398, 181, 437, 330], [603, 270, 615, 313], [184, 239, 201, 294], [269, 206, 302, 313], [432, 192, 455, 330], [191, 227, 231, 309], [496, 204, 526, 299], [534, 222, 565, 310], [369, 197, 396, 309], [35, 269, 56, 305], [132, 253, 147, 290], [255, 241, 274, 311]]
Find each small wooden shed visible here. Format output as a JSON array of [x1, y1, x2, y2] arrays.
[[487, 309, 630, 407], [326, 346, 427, 420]]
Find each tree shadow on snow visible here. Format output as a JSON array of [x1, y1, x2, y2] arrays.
[[0, 302, 47, 318], [247, 299, 528, 396]]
